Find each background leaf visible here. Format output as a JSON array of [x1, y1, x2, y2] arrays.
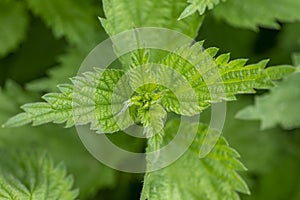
[[25, 0, 103, 49], [236, 71, 300, 130], [101, 0, 202, 37], [212, 0, 300, 30], [0, 0, 29, 58], [0, 81, 117, 198], [0, 150, 78, 199]]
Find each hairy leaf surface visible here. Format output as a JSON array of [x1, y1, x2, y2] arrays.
[[3, 43, 294, 131], [141, 121, 249, 200], [179, 0, 226, 19], [160, 43, 294, 115], [0, 81, 117, 198], [101, 0, 204, 67], [0, 150, 78, 199], [3, 69, 134, 133], [101, 0, 202, 38], [236, 71, 300, 130]]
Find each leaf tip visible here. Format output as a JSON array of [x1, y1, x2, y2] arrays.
[[178, 6, 194, 21]]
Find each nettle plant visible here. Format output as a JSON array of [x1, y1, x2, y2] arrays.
[[1, 0, 300, 199]]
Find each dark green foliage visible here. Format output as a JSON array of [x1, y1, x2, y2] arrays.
[[0, 0, 300, 199]]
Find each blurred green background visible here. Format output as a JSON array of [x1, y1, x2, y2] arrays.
[[0, 0, 300, 199]]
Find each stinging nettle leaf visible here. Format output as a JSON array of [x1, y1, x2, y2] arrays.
[[236, 70, 300, 130], [140, 104, 167, 150], [101, 0, 204, 67], [25, 0, 102, 48], [179, 0, 226, 20], [0, 150, 78, 200], [141, 121, 249, 200], [3, 69, 134, 133], [3, 42, 294, 132], [266, 65, 296, 80], [0, 80, 117, 198], [160, 42, 292, 116], [212, 0, 300, 30], [101, 0, 203, 38], [95, 69, 134, 133]]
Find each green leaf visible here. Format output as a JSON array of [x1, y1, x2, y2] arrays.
[[209, 97, 300, 199], [0, 150, 78, 199], [266, 65, 296, 80], [101, 0, 203, 38], [5, 42, 293, 130], [101, 0, 204, 67], [219, 96, 287, 174], [129, 61, 200, 117], [3, 69, 134, 133], [0, 81, 117, 198], [25, 1, 109, 93], [139, 105, 166, 134], [3, 83, 75, 128], [25, 0, 102, 48], [212, 0, 300, 30], [160, 42, 289, 115], [130, 49, 150, 70], [179, 0, 226, 19], [213, 91, 300, 199], [141, 121, 249, 200], [236, 71, 300, 130], [140, 104, 167, 150], [94, 69, 133, 133], [0, 0, 29, 57]]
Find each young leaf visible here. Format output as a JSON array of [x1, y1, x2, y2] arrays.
[[3, 69, 133, 133], [160, 42, 294, 115], [140, 104, 167, 150], [94, 69, 133, 133], [212, 0, 300, 30], [179, 0, 226, 20], [141, 121, 249, 200], [129, 61, 200, 116], [0, 150, 78, 199], [130, 49, 150, 70], [236, 71, 300, 130], [4, 42, 294, 130], [0, 0, 29, 58]]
